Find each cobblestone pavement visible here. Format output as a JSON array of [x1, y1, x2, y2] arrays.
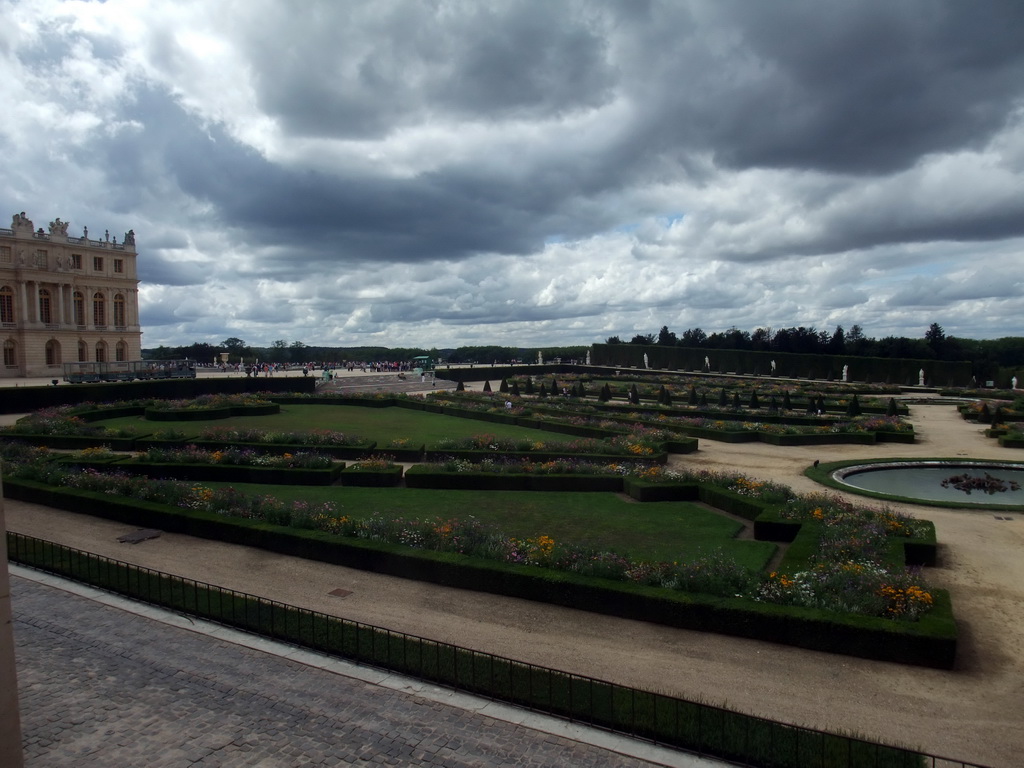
[[11, 575, 707, 768]]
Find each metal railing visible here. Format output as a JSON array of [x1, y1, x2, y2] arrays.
[[6, 532, 987, 768]]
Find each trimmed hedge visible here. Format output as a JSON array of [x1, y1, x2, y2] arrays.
[[340, 466, 404, 487], [421, 449, 667, 465], [181, 439, 376, 460], [59, 459, 344, 486], [404, 467, 625, 493], [143, 402, 281, 421]]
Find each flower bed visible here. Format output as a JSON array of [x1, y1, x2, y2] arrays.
[[341, 457, 404, 487], [0, 472, 956, 668]]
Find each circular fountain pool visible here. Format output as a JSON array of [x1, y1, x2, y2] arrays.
[[831, 461, 1024, 507]]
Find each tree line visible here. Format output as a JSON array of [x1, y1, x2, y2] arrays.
[[606, 324, 1024, 380], [142, 339, 589, 366]]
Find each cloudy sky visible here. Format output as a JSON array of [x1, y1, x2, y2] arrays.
[[3, 0, 1024, 350]]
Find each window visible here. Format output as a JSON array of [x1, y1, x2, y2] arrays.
[[114, 258, 124, 273], [73, 291, 85, 326], [0, 246, 11, 264], [0, 286, 13, 324], [78, 340, 88, 362], [45, 339, 60, 366], [93, 256, 104, 271], [35, 250, 47, 268], [71, 253, 82, 269], [93, 292, 106, 326], [116, 341, 127, 361], [3, 339, 15, 367], [113, 294, 126, 326], [95, 342, 106, 363], [38, 288, 52, 324]]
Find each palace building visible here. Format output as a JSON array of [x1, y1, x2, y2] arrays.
[[1, 212, 142, 378]]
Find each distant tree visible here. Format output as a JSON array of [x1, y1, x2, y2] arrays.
[[657, 326, 677, 346], [630, 333, 655, 345], [828, 325, 846, 355], [925, 323, 946, 357], [847, 324, 867, 355], [750, 327, 772, 351], [606, 336, 623, 344], [680, 327, 707, 347]]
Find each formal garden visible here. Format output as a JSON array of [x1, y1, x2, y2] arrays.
[[0, 385, 953, 667], [1, 377, 978, 766]]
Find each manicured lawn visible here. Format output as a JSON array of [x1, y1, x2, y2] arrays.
[[202, 481, 776, 569], [97, 404, 572, 445]]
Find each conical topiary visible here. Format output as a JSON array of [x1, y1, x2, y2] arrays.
[[846, 394, 861, 417], [783, 390, 792, 410], [599, 383, 612, 402], [456, 380, 465, 392], [483, 380, 492, 393], [699, 392, 708, 407], [499, 378, 509, 393], [887, 397, 898, 417], [719, 389, 728, 407], [511, 381, 521, 397], [630, 384, 640, 404], [551, 379, 560, 396], [768, 395, 778, 412], [816, 395, 827, 413], [733, 392, 742, 409], [749, 391, 760, 409], [689, 386, 698, 405], [525, 378, 535, 395]]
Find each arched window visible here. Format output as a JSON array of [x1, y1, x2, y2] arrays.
[[2, 339, 15, 367], [73, 291, 85, 326], [78, 340, 88, 362], [116, 340, 128, 361], [93, 292, 105, 326], [45, 339, 61, 366], [95, 341, 107, 362], [113, 293, 126, 327], [0, 286, 14, 324], [38, 288, 52, 324]]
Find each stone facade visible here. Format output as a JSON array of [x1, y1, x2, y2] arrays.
[[1, 212, 141, 378]]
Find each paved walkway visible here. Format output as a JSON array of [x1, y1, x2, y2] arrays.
[[10, 568, 723, 768]]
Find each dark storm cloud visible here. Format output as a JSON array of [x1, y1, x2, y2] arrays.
[[240, 2, 615, 138], [624, 1, 1024, 175]]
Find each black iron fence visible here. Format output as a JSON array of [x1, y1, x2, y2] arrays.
[[6, 532, 987, 768]]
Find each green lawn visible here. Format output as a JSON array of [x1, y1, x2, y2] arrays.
[[98, 404, 571, 445], [202, 481, 776, 569]]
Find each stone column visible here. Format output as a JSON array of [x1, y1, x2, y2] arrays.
[[18, 282, 29, 324], [0, 474, 26, 768]]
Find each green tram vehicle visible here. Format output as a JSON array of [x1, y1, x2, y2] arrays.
[[63, 359, 197, 383], [410, 355, 435, 372]]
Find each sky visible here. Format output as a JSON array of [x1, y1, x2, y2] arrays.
[[3, 0, 1024, 350]]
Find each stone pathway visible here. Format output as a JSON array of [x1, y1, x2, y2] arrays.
[[11, 573, 719, 767]]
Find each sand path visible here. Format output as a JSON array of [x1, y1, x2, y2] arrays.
[[4, 396, 1023, 766]]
